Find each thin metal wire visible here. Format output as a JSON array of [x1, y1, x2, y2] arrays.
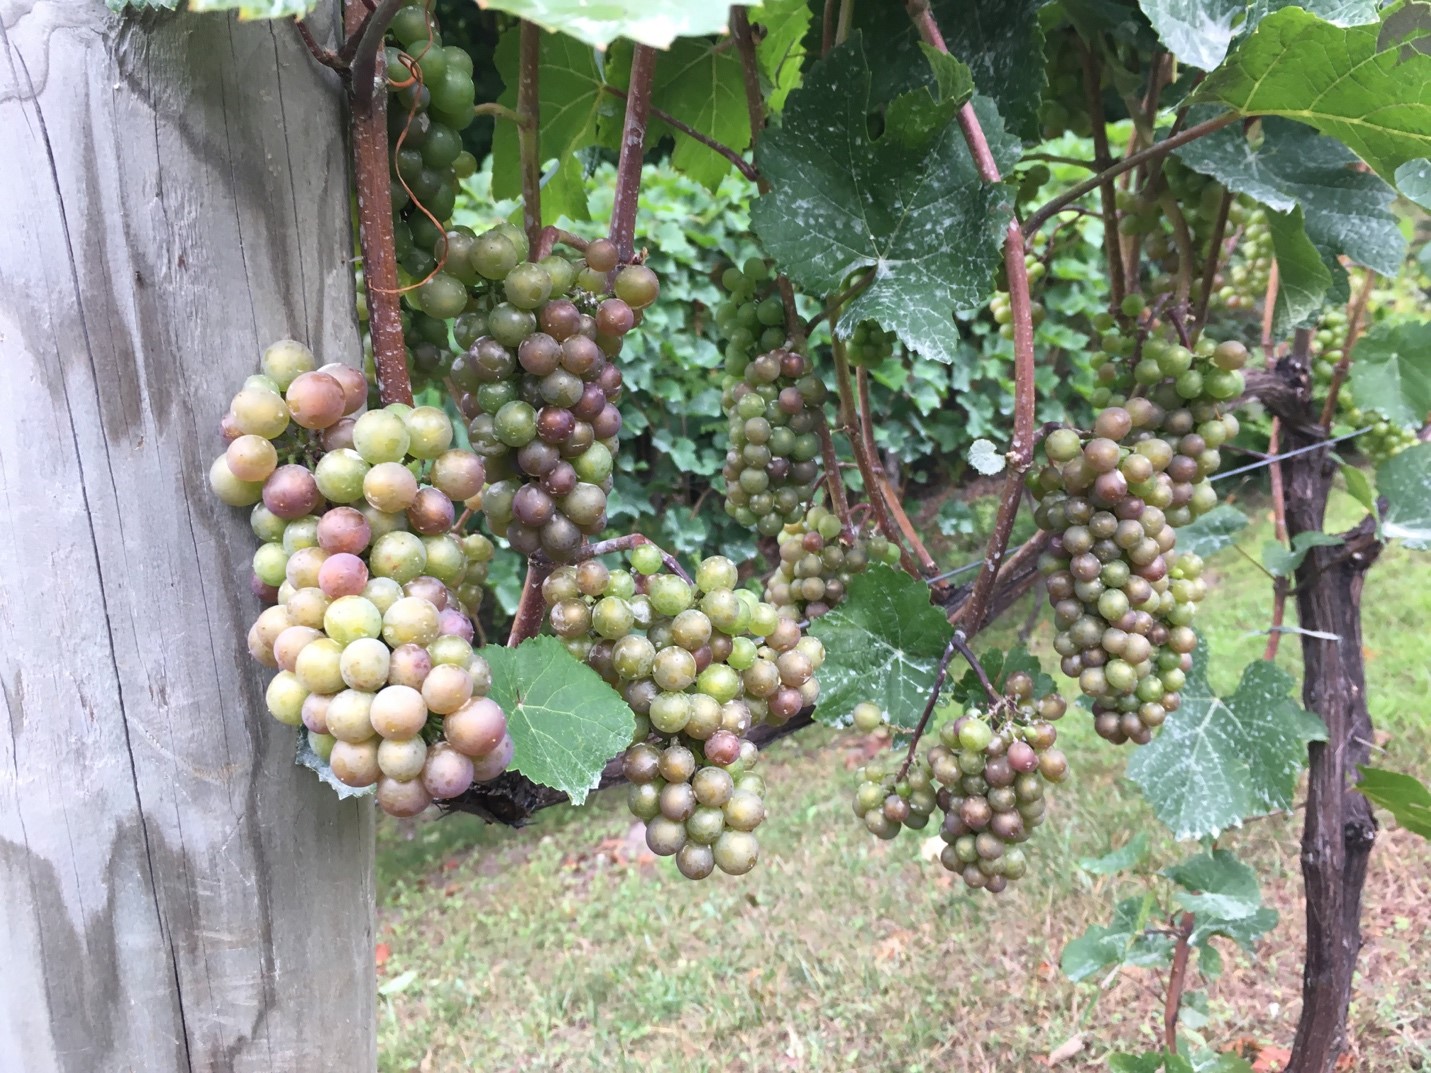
[[1211, 426, 1370, 482], [924, 558, 985, 585]]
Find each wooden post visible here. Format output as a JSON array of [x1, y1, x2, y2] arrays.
[[0, 6, 376, 1072]]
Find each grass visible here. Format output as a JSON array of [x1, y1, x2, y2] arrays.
[[374, 483, 1431, 1073]]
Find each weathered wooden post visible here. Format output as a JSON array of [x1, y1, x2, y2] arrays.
[[0, 6, 376, 1070]]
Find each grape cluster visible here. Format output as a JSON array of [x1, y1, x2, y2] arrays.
[[721, 348, 827, 535], [362, 1, 482, 390], [544, 553, 824, 878], [1211, 206, 1272, 315], [714, 257, 789, 367], [1347, 405, 1420, 464], [844, 321, 899, 367], [207, 340, 511, 817], [451, 236, 659, 560], [1030, 413, 1210, 744], [850, 673, 1068, 894], [927, 678, 1069, 893], [763, 504, 899, 619], [1039, 29, 1091, 138]]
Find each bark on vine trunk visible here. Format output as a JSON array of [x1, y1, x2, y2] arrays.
[[0, 7, 375, 1071], [1261, 348, 1381, 1073]]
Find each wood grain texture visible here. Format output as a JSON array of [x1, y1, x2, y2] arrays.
[[0, 5, 376, 1072]]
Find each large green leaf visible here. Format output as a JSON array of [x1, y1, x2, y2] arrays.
[[1061, 894, 1176, 981], [478, 0, 738, 49], [639, 39, 752, 189], [1266, 207, 1336, 332], [1175, 503, 1249, 558], [1174, 116, 1405, 287], [1193, 8, 1431, 186], [1377, 441, 1431, 549], [855, 0, 1046, 140], [752, 0, 812, 113], [807, 565, 954, 729], [1139, 0, 1247, 70], [1349, 320, 1431, 429], [1127, 650, 1327, 839], [1164, 849, 1278, 949], [492, 27, 615, 222], [1357, 765, 1431, 838], [751, 35, 1013, 365], [486, 635, 635, 805], [1261, 530, 1344, 577]]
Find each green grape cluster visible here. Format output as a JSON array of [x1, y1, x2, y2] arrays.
[[207, 340, 512, 816], [365, 0, 482, 390], [721, 348, 828, 534], [927, 676, 1069, 894], [1346, 406, 1420, 464], [1146, 164, 1236, 294], [1212, 206, 1272, 315], [451, 234, 659, 561], [1039, 29, 1091, 138], [543, 553, 825, 879], [763, 504, 899, 619], [714, 257, 789, 368], [851, 751, 938, 836], [844, 320, 899, 366], [1029, 409, 1213, 745], [1311, 307, 1350, 393]]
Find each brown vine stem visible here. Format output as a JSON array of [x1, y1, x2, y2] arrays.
[[1319, 268, 1378, 429], [1264, 327, 1310, 662], [816, 417, 855, 538], [730, 8, 767, 136], [343, 0, 412, 406], [903, 0, 1038, 633], [609, 44, 657, 262], [1023, 114, 1239, 237], [1077, 40, 1126, 306], [517, 20, 542, 249], [1163, 911, 1197, 1052], [1191, 188, 1233, 339], [859, 366, 938, 574], [832, 338, 921, 574], [507, 561, 553, 646], [535, 532, 694, 583], [1159, 192, 1195, 307], [599, 85, 761, 184], [895, 634, 961, 781]]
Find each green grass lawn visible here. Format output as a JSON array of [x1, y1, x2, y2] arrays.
[[374, 484, 1431, 1073]]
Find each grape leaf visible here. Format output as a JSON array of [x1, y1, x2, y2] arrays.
[[294, 729, 374, 799], [476, 0, 737, 49], [1174, 116, 1405, 285], [1377, 441, 1431, 549], [1174, 503, 1248, 558], [1164, 849, 1278, 948], [967, 438, 1006, 475], [1126, 649, 1327, 839], [1079, 832, 1151, 875], [491, 27, 614, 222], [1061, 894, 1176, 981], [947, 645, 1054, 710], [1138, 0, 1247, 70], [1397, 159, 1431, 209], [1357, 765, 1431, 838], [1109, 1054, 1167, 1073], [1261, 531, 1344, 577], [856, 0, 1047, 140], [485, 635, 635, 805], [1244, 0, 1377, 34], [1265, 207, 1335, 332], [751, 36, 1014, 366], [1341, 463, 1376, 514], [1192, 8, 1431, 186], [807, 564, 954, 729], [1348, 319, 1431, 429], [638, 38, 752, 190], [752, 0, 813, 113], [107, 0, 180, 10]]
